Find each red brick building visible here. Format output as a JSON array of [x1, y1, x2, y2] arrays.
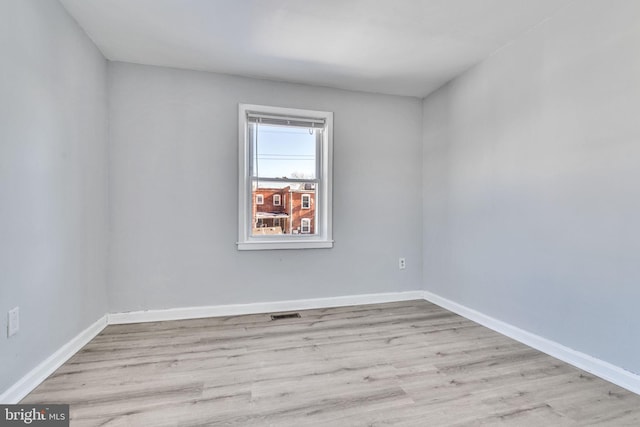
[[252, 185, 315, 235]]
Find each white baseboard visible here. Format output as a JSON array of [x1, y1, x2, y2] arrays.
[[0, 315, 108, 404], [2, 291, 421, 402], [108, 290, 425, 324], [6, 289, 639, 404], [422, 290, 640, 396]]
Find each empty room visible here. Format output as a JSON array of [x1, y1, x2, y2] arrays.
[[2, 0, 640, 425]]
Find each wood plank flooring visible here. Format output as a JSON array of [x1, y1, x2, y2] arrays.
[[22, 300, 640, 426]]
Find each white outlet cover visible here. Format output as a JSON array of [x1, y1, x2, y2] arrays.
[[8, 307, 19, 337]]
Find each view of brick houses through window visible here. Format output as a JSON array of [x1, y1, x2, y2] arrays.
[[252, 183, 315, 235], [238, 104, 332, 250]]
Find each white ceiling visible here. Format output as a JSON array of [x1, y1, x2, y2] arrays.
[[60, 0, 570, 98]]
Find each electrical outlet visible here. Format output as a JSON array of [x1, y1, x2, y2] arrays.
[[8, 307, 19, 337], [399, 257, 406, 270]]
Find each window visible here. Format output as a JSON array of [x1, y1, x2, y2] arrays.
[[238, 104, 333, 250], [301, 194, 311, 209]]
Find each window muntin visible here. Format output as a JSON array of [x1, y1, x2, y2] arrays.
[[238, 104, 333, 250], [256, 194, 264, 205]]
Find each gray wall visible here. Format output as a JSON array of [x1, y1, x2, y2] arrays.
[[422, 0, 640, 373], [108, 62, 423, 312], [0, 0, 109, 392]]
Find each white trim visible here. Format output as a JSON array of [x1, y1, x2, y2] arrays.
[[238, 103, 333, 251], [301, 193, 311, 209], [0, 315, 108, 404], [273, 194, 281, 206], [255, 194, 264, 205], [2, 292, 419, 403], [108, 291, 424, 325], [422, 290, 640, 396], [237, 239, 333, 250], [301, 218, 311, 234], [5, 291, 640, 402], [247, 112, 325, 126]]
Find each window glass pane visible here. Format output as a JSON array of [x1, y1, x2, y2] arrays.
[[252, 124, 317, 179], [251, 179, 317, 236]]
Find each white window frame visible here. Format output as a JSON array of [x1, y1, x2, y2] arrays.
[[255, 194, 264, 205], [273, 194, 281, 206], [301, 218, 311, 234], [301, 194, 311, 209], [238, 104, 333, 250]]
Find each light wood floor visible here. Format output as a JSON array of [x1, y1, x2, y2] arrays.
[[23, 300, 640, 426]]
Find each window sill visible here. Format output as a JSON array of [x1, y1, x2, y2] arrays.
[[237, 240, 334, 251]]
